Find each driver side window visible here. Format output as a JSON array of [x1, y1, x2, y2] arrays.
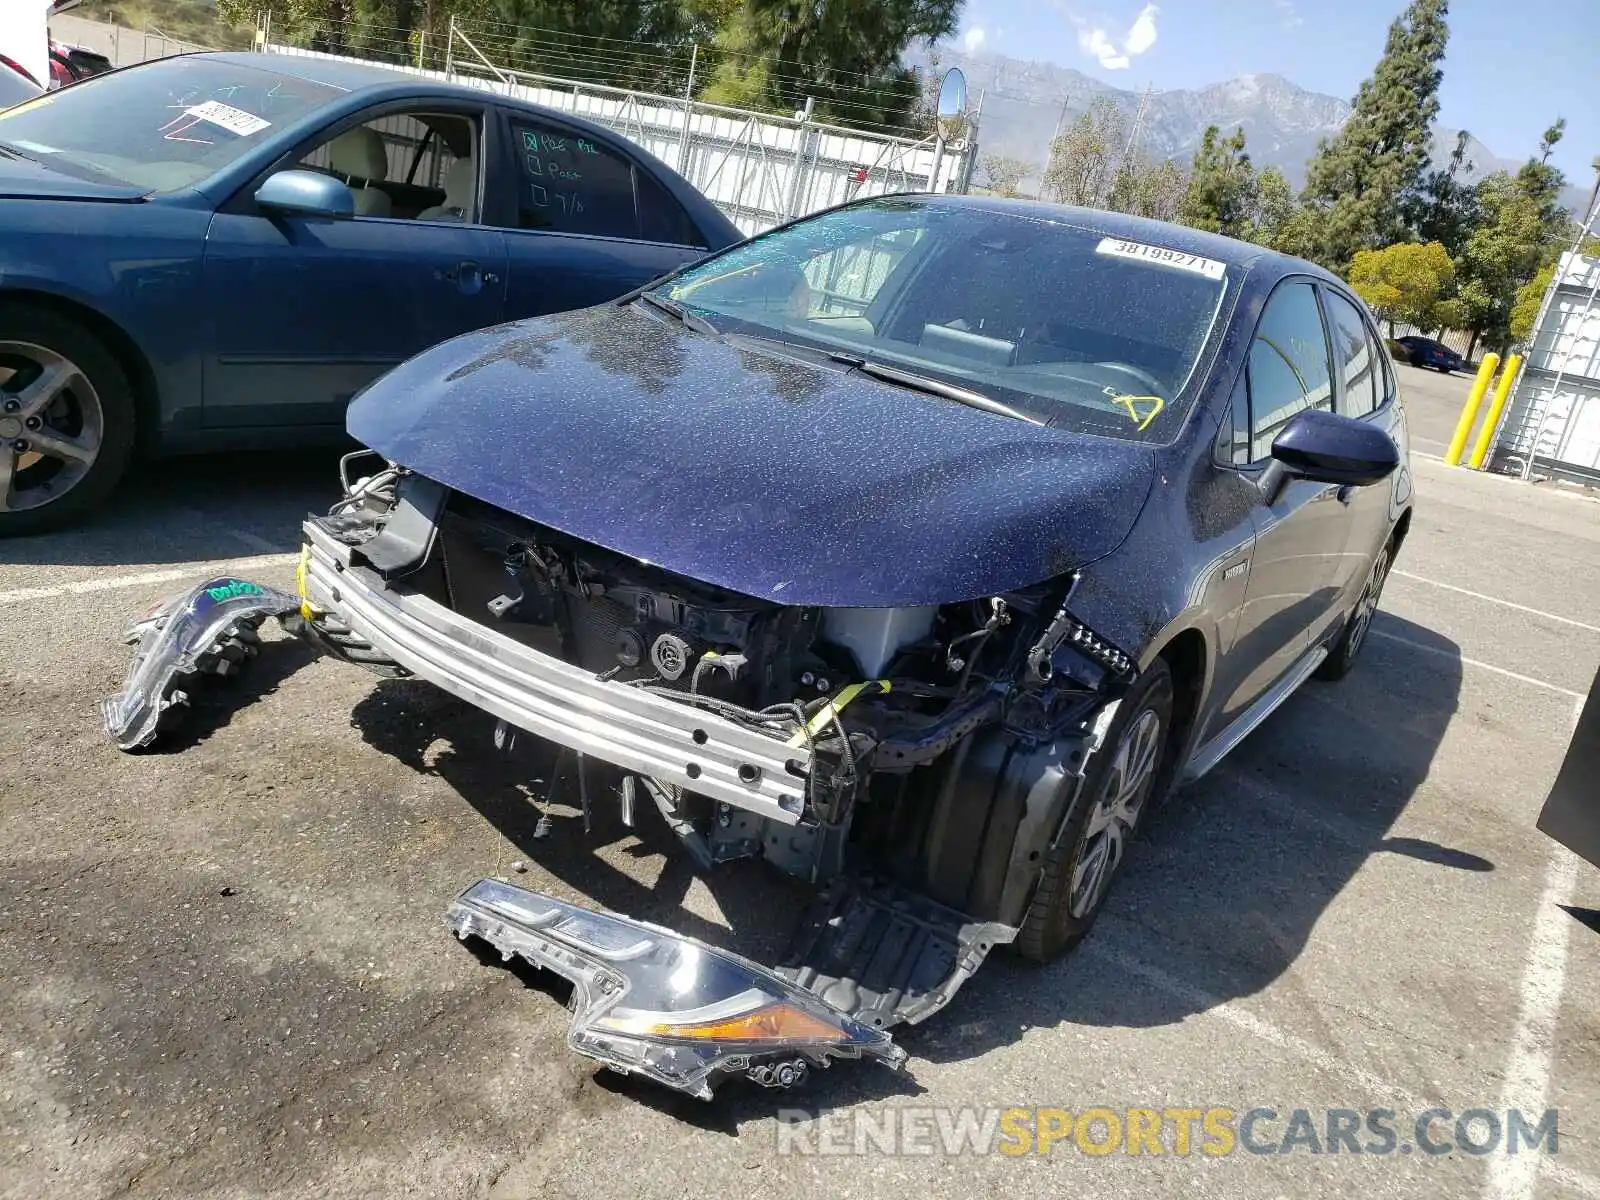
[[296, 110, 479, 222], [1247, 281, 1334, 461]]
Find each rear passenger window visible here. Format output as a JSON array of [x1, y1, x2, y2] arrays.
[[1370, 329, 1394, 407], [1324, 291, 1380, 417], [636, 171, 705, 247], [1247, 281, 1334, 460], [510, 118, 638, 239]]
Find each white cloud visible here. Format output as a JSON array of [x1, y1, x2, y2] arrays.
[[1272, 0, 1304, 29], [1072, 3, 1159, 72], [1078, 26, 1130, 70], [962, 25, 987, 53]]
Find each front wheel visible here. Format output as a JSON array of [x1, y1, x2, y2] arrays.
[[1316, 542, 1392, 681], [1016, 658, 1175, 963], [0, 304, 136, 536]]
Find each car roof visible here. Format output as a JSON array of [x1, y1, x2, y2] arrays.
[[903, 193, 1338, 285], [200, 50, 494, 98]]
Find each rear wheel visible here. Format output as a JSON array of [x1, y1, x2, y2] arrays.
[[1016, 658, 1175, 963], [0, 305, 136, 536]]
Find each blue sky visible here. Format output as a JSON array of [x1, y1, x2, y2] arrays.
[[952, 0, 1596, 182]]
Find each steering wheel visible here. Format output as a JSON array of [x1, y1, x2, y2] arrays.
[[1093, 361, 1166, 396]]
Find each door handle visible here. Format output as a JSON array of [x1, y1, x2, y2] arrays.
[[438, 261, 498, 291]]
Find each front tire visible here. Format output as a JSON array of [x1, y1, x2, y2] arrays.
[[1315, 541, 1392, 681], [1016, 658, 1175, 963], [0, 303, 136, 537]]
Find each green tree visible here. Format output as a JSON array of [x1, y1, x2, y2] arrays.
[[1401, 129, 1482, 259], [978, 154, 1036, 198], [1455, 148, 1573, 354], [1107, 155, 1189, 222], [1298, 0, 1450, 270], [1348, 241, 1455, 333], [1178, 125, 1256, 238], [1248, 165, 1297, 248], [1509, 262, 1554, 344], [1041, 97, 1127, 207], [700, 0, 960, 130]]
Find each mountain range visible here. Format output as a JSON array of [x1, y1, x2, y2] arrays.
[[915, 45, 1586, 212]]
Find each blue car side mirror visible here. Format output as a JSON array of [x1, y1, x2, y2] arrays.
[[255, 169, 356, 220], [1271, 408, 1400, 488]]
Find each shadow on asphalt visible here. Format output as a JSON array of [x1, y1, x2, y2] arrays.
[[131, 631, 324, 755], [339, 610, 1475, 1114], [6, 448, 346, 567]]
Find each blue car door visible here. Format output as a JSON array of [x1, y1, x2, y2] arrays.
[[491, 109, 709, 320], [199, 102, 508, 430], [1213, 279, 1353, 727]]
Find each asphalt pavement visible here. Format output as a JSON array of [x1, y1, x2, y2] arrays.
[[2, 365, 1598, 1200]]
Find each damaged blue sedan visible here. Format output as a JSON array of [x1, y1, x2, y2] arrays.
[[108, 195, 1412, 1100]]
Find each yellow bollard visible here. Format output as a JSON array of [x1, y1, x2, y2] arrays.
[[1445, 352, 1500, 465], [1468, 354, 1522, 469]]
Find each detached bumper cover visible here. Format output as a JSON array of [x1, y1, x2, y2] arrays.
[[448, 879, 907, 1098], [299, 521, 811, 824]]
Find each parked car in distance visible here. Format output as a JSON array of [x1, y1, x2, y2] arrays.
[[0, 51, 739, 535], [1396, 334, 1464, 373], [280, 198, 1412, 1095]]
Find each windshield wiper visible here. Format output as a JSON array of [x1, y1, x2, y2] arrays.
[[636, 292, 720, 338], [827, 353, 1045, 426]]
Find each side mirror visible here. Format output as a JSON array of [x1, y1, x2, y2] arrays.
[[1270, 408, 1400, 487], [255, 169, 355, 220]]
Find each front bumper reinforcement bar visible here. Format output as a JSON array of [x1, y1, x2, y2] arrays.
[[300, 522, 811, 824]]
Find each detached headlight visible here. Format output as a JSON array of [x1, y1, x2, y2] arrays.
[[447, 879, 906, 1098], [101, 576, 299, 750]]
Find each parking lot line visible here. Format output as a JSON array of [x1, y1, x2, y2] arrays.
[[1093, 919, 1600, 1198], [1369, 628, 1587, 701], [1391, 571, 1600, 635], [0, 553, 299, 607], [1485, 847, 1581, 1200]]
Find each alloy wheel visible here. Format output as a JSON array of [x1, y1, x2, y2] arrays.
[[0, 341, 103, 513], [1347, 547, 1391, 660], [1068, 706, 1164, 919]]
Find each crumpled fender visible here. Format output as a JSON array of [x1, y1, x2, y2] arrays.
[[101, 577, 299, 751]]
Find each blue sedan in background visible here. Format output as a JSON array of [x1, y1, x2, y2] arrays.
[[1395, 335, 1464, 373], [0, 52, 740, 534]]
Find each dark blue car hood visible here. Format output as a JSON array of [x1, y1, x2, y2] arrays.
[[348, 305, 1157, 607]]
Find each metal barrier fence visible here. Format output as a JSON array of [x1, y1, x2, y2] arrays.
[[260, 27, 972, 236]]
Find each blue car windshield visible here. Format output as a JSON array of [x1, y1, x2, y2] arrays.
[[0, 57, 340, 192], [657, 198, 1231, 441]]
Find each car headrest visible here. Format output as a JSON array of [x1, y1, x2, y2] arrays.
[[442, 158, 475, 208], [328, 128, 387, 183]]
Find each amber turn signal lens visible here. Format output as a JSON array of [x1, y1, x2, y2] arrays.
[[606, 1002, 848, 1043]]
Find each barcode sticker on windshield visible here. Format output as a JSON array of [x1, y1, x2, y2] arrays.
[[185, 100, 271, 138], [1095, 237, 1226, 280]]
